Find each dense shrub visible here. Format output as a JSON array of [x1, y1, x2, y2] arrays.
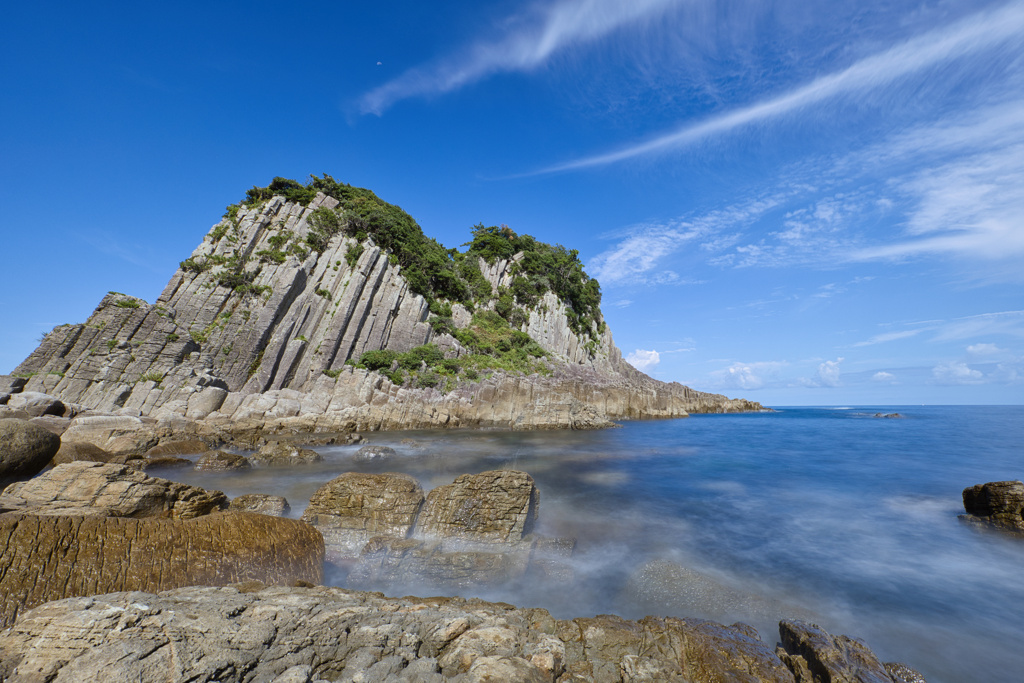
[[358, 349, 398, 371]]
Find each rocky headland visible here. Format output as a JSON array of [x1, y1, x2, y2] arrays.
[[0, 178, 933, 682], [5, 176, 760, 445]]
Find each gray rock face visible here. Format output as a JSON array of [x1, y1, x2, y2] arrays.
[[961, 480, 1024, 534], [0, 461, 228, 518], [5, 391, 66, 417], [0, 514, 324, 628], [0, 586, 789, 683], [0, 418, 61, 488], [0, 586, 922, 683], [12, 193, 761, 431]]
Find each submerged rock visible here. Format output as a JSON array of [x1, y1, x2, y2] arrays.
[[354, 444, 397, 461], [0, 461, 228, 518], [0, 513, 324, 628], [960, 480, 1024, 534]]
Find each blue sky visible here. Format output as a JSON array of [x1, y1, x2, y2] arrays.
[[2, 0, 1022, 405]]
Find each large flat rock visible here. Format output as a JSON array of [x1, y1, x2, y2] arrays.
[[0, 512, 324, 627]]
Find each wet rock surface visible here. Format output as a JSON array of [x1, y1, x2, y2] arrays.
[[0, 461, 228, 518], [354, 444, 397, 461], [252, 440, 324, 466], [0, 418, 61, 487], [230, 493, 291, 516], [0, 585, 921, 683], [777, 619, 925, 683], [960, 480, 1024, 534], [0, 513, 324, 628], [195, 450, 252, 471]]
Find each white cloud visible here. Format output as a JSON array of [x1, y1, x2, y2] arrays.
[[625, 349, 660, 371], [931, 310, 1024, 342], [359, 0, 679, 115], [872, 371, 896, 382], [966, 343, 1005, 356], [801, 357, 843, 388], [710, 360, 786, 391], [534, 2, 1024, 173], [853, 329, 924, 347], [932, 361, 985, 385]]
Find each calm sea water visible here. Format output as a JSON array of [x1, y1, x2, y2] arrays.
[[171, 405, 1024, 683]]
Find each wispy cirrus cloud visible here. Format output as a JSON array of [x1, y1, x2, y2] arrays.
[[358, 0, 679, 115], [852, 311, 1024, 348], [532, 1, 1024, 173]]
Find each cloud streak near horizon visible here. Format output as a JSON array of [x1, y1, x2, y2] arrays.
[[358, 0, 679, 115], [530, 1, 1024, 174]]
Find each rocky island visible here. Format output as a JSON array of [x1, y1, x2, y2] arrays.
[[0, 177, 930, 682]]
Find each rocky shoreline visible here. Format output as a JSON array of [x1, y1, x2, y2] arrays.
[[0, 416, 930, 682]]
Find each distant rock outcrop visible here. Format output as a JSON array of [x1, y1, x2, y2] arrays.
[[11, 183, 762, 432]]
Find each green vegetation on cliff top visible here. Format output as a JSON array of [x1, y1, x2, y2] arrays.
[[237, 175, 603, 339]]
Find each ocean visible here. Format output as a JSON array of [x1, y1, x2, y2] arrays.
[[173, 405, 1024, 683]]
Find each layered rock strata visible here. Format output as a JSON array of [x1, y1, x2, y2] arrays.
[[960, 480, 1024, 534], [303, 469, 572, 590], [11, 190, 761, 431], [0, 461, 228, 518], [0, 585, 925, 683], [0, 513, 324, 627]]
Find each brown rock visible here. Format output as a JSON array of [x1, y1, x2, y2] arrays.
[[301, 472, 424, 562], [195, 450, 252, 471], [960, 480, 1024, 533], [50, 440, 111, 466], [230, 493, 290, 517], [0, 461, 228, 518], [778, 619, 894, 683], [417, 469, 538, 544], [0, 418, 61, 488], [0, 512, 324, 627], [145, 439, 210, 457], [251, 441, 323, 466]]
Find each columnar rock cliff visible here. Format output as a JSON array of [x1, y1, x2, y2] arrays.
[[13, 185, 760, 431]]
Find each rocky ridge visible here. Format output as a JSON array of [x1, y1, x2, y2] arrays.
[[0, 585, 925, 683], [10, 184, 761, 433]]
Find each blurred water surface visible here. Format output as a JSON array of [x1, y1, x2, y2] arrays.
[[172, 406, 1024, 683]]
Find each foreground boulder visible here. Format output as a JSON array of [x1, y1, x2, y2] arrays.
[[960, 480, 1024, 534], [0, 418, 61, 487], [0, 585, 923, 683], [0, 513, 324, 627], [417, 469, 539, 544], [301, 472, 425, 562], [0, 461, 227, 518]]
